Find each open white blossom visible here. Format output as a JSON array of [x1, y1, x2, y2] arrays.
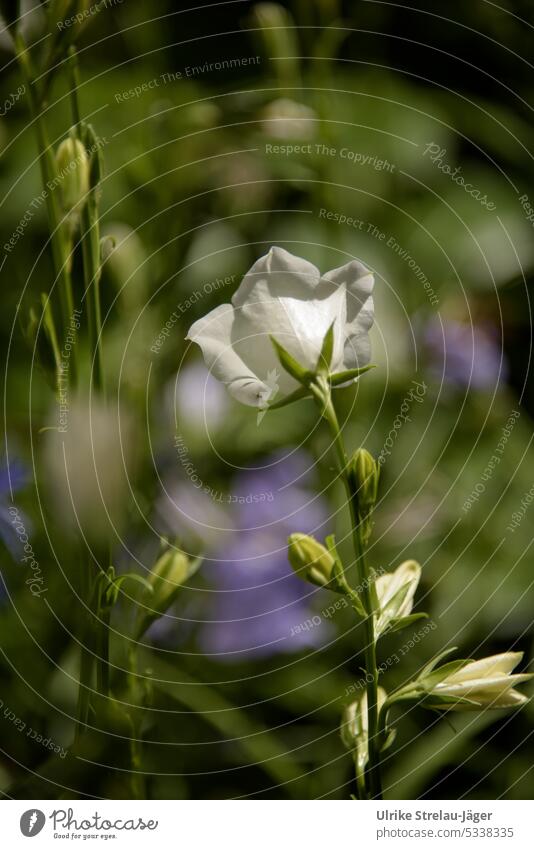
[[426, 652, 532, 711], [186, 246, 374, 407]]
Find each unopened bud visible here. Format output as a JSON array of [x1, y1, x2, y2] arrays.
[[349, 448, 379, 515], [136, 546, 200, 638], [288, 533, 335, 588], [148, 548, 190, 614], [55, 136, 89, 213]]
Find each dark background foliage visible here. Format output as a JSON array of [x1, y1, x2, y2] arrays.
[[0, 0, 532, 799]]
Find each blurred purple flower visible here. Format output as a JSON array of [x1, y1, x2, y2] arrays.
[[199, 450, 333, 660], [423, 318, 507, 390], [0, 456, 29, 557], [172, 360, 229, 431]]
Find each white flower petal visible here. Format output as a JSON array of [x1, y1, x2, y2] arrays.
[[323, 260, 374, 373], [231, 248, 345, 372], [435, 673, 532, 698], [186, 304, 267, 406], [447, 652, 523, 683], [232, 246, 320, 307]]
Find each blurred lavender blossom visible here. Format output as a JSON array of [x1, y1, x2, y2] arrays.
[[423, 316, 507, 390]]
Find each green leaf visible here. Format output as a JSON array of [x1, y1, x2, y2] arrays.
[[385, 613, 429, 634], [151, 659, 304, 796], [270, 336, 310, 384], [330, 364, 376, 386], [113, 573, 154, 595]]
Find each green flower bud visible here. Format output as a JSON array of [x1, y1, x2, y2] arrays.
[[288, 533, 335, 588], [148, 548, 191, 613], [136, 547, 201, 638], [349, 448, 379, 515], [55, 136, 89, 213]]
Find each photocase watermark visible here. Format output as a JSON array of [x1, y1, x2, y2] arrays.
[[50, 807, 158, 834], [506, 482, 534, 534], [377, 380, 428, 466], [422, 143, 496, 211], [115, 56, 261, 102], [151, 274, 236, 354], [0, 84, 25, 118], [56, 0, 123, 30], [8, 506, 47, 597], [266, 142, 395, 172], [344, 619, 437, 697], [58, 308, 83, 432], [174, 433, 274, 504], [20, 809, 46, 837], [1, 698, 67, 759], [4, 135, 108, 254], [463, 410, 520, 512]]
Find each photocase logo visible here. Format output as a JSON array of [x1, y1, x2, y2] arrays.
[[20, 809, 46, 837]]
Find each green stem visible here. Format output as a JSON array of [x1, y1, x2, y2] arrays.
[[127, 642, 145, 799], [67, 48, 105, 392], [14, 33, 77, 386], [311, 379, 383, 799], [75, 559, 97, 742]]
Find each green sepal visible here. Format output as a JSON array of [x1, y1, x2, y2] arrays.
[[421, 693, 481, 710], [418, 646, 459, 680], [270, 335, 311, 384], [316, 321, 335, 374], [264, 385, 311, 410], [419, 659, 471, 690], [330, 364, 376, 386]]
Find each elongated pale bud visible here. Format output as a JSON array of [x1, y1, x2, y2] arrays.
[[340, 688, 391, 773], [374, 560, 423, 637], [55, 136, 89, 213], [288, 533, 336, 588], [421, 652, 533, 711], [148, 548, 191, 614], [349, 448, 379, 514], [392, 651, 533, 712], [136, 547, 202, 638]]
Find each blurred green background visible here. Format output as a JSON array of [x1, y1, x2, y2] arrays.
[[0, 0, 532, 799]]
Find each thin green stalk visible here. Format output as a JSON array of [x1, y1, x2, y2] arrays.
[[14, 33, 77, 386], [96, 606, 111, 695], [75, 558, 97, 742], [312, 380, 383, 799], [127, 642, 145, 799], [67, 50, 105, 392]]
